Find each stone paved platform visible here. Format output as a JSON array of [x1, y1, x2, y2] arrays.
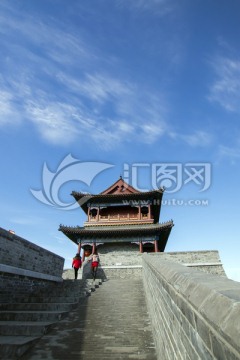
[[21, 279, 157, 360]]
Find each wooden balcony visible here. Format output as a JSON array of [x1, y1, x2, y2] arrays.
[[85, 213, 153, 226]]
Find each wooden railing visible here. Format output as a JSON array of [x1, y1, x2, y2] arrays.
[[88, 214, 151, 222]]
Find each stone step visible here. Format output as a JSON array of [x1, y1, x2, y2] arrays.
[[0, 278, 94, 359], [21, 279, 157, 360], [0, 310, 69, 322], [19, 296, 81, 303], [0, 280, 85, 298], [0, 280, 99, 303], [0, 336, 40, 359], [0, 295, 82, 304], [0, 321, 56, 336], [0, 302, 78, 311], [72, 351, 156, 359], [0, 285, 80, 294]]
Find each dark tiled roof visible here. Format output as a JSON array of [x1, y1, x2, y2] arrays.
[[100, 177, 140, 194], [71, 189, 163, 201], [59, 220, 173, 237], [59, 221, 173, 252], [71, 189, 164, 221]]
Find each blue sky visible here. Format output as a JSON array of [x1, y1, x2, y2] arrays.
[[1, 0, 240, 281]]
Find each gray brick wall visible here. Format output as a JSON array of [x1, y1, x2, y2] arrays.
[[81, 246, 225, 280], [153, 250, 226, 276], [96, 242, 141, 266], [0, 272, 55, 303], [0, 227, 64, 277], [142, 254, 240, 360], [82, 242, 142, 279], [0, 227, 64, 302]]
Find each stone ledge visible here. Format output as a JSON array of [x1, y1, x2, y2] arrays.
[[0, 264, 63, 283], [143, 255, 240, 355], [183, 262, 223, 267], [101, 265, 142, 269]]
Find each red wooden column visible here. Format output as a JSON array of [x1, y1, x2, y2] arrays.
[[139, 241, 143, 253], [82, 249, 85, 262], [154, 240, 159, 252], [148, 204, 151, 219], [138, 206, 141, 220], [77, 241, 81, 255]]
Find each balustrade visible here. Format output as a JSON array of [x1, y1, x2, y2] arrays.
[[88, 213, 150, 223]]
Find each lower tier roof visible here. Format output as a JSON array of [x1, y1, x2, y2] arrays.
[[59, 221, 174, 252]]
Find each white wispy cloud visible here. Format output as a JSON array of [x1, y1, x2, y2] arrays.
[[217, 144, 240, 165], [0, 89, 22, 126], [117, 0, 175, 16], [0, 4, 91, 68], [9, 217, 38, 226], [170, 130, 213, 147], [0, 90, 14, 122], [208, 56, 240, 113], [8, 211, 46, 226], [0, 3, 171, 148], [0, 1, 202, 150], [26, 101, 80, 144], [57, 72, 133, 104]]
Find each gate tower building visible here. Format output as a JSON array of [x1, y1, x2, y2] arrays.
[[59, 177, 174, 261]]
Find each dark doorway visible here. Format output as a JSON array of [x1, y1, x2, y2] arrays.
[[142, 242, 154, 252]]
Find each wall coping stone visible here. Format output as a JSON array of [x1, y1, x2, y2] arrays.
[[101, 265, 142, 269], [143, 254, 240, 355], [0, 227, 64, 260], [0, 264, 63, 283], [151, 250, 220, 255], [183, 262, 223, 267]]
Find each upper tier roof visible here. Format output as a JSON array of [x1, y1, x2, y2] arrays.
[[71, 177, 164, 220], [100, 177, 140, 194]]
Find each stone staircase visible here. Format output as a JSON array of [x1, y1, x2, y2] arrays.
[[0, 279, 96, 359], [20, 279, 157, 360]]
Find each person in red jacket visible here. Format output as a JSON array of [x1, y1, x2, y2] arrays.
[[72, 253, 82, 280], [88, 250, 100, 280]]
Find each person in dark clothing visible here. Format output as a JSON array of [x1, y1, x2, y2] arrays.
[[72, 253, 82, 280]]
